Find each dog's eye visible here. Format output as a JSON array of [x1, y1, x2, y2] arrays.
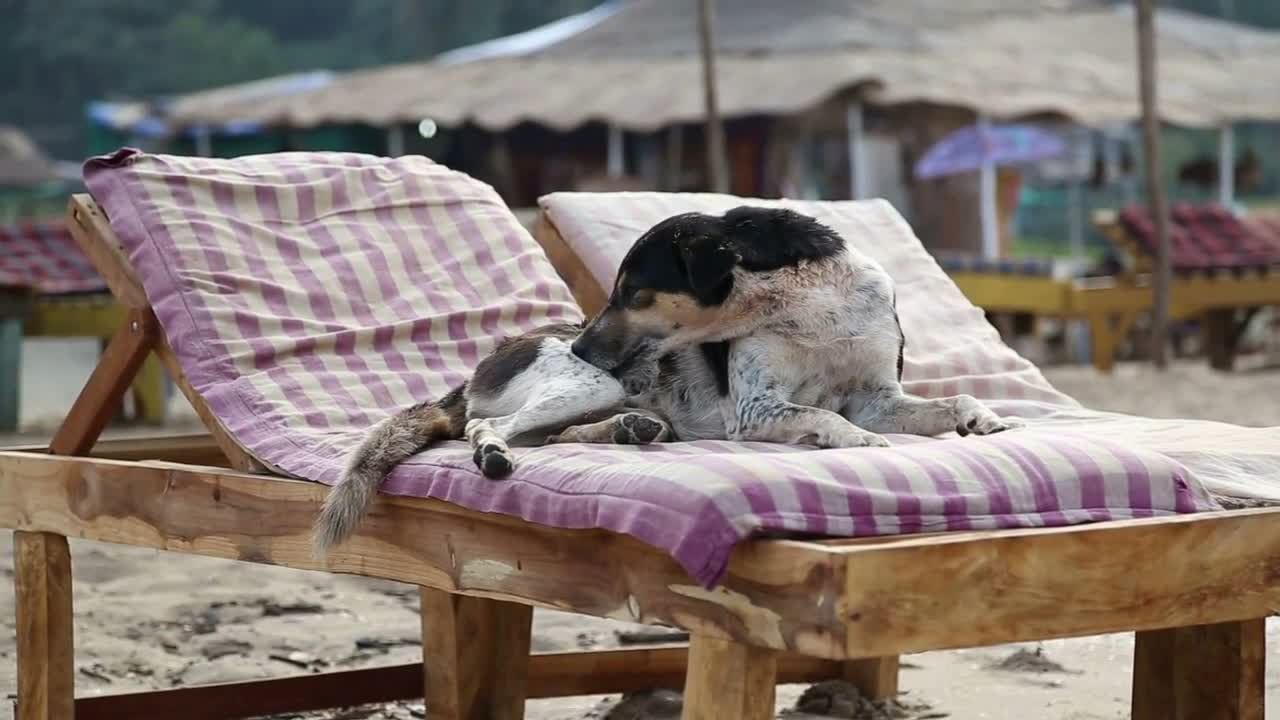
[[628, 289, 655, 309]]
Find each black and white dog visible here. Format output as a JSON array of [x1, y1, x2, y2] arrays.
[[312, 206, 1019, 555]]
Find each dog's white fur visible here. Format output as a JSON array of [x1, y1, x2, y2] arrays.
[[592, 244, 1019, 448]]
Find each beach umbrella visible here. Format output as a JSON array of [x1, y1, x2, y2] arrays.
[[914, 123, 1065, 180], [915, 122, 1066, 259]]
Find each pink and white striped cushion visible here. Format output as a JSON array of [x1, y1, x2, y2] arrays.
[[83, 150, 1215, 588]]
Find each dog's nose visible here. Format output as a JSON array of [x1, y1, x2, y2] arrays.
[[570, 337, 588, 360]]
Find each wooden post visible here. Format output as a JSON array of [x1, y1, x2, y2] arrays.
[[978, 116, 1000, 260], [1218, 124, 1235, 208], [419, 588, 533, 720], [683, 634, 777, 720], [1067, 178, 1085, 258], [1133, 619, 1265, 720], [607, 125, 625, 178], [844, 656, 900, 701], [194, 127, 213, 158], [1135, 0, 1171, 369], [846, 99, 868, 200], [665, 124, 684, 191], [696, 0, 729, 194], [1203, 308, 1238, 371], [387, 125, 406, 158], [14, 531, 75, 720]]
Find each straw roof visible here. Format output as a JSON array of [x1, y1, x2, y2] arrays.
[[167, 0, 1280, 131], [0, 126, 59, 187]]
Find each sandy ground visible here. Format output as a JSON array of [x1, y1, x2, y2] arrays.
[[1, 338, 1279, 720]]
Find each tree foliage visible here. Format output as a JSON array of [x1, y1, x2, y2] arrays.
[[2, 0, 600, 156], [1162, 0, 1280, 28], [5, 0, 1277, 157]]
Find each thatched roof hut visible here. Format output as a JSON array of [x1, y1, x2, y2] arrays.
[[0, 126, 60, 187], [166, 0, 1280, 131]]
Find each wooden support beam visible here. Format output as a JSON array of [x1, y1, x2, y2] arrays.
[[684, 634, 778, 720], [835, 508, 1280, 659], [47, 310, 157, 456], [420, 588, 533, 720], [14, 531, 75, 720], [72, 646, 844, 719], [1132, 619, 1266, 720], [2, 433, 227, 467], [0, 452, 849, 657], [843, 656, 899, 701]]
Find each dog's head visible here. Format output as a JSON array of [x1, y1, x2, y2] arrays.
[[571, 206, 844, 374]]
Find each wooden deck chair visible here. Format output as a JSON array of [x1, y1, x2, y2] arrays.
[[0, 219, 167, 431], [1091, 205, 1280, 371], [3, 152, 1278, 720]]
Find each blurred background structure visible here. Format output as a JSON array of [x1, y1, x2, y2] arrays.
[[4, 5, 1280, 718], [4, 0, 1280, 385]]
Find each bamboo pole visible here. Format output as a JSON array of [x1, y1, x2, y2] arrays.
[[1136, 0, 1170, 369]]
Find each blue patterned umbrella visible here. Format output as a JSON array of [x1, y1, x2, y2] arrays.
[[915, 123, 1065, 180]]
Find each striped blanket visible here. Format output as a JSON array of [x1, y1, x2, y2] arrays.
[[83, 149, 1216, 587]]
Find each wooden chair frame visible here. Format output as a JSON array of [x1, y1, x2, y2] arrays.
[[925, 210, 1280, 374], [1, 196, 1274, 720], [1089, 209, 1280, 372]]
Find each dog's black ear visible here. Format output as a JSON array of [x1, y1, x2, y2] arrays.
[[677, 234, 739, 305]]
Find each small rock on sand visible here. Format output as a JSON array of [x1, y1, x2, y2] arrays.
[[987, 646, 1075, 674]]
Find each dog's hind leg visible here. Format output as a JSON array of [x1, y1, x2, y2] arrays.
[[465, 417, 522, 478], [467, 382, 626, 478], [845, 387, 1022, 438], [549, 408, 672, 445]]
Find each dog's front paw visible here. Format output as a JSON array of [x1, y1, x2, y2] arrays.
[[955, 397, 1023, 436]]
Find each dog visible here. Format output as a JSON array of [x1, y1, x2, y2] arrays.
[[569, 205, 1020, 448], [312, 205, 1019, 555]]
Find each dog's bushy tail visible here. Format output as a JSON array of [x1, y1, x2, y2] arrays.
[[312, 386, 467, 557]]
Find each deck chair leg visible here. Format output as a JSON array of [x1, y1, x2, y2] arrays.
[[1203, 308, 1238, 372], [1132, 619, 1265, 720], [1087, 313, 1113, 372], [0, 311, 21, 432], [683, 634, 777, 720], [48, 309, 157, 456], [844, 655, 899, 700], [14, 531, 75, 720], [420, 588, 532, 720]]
